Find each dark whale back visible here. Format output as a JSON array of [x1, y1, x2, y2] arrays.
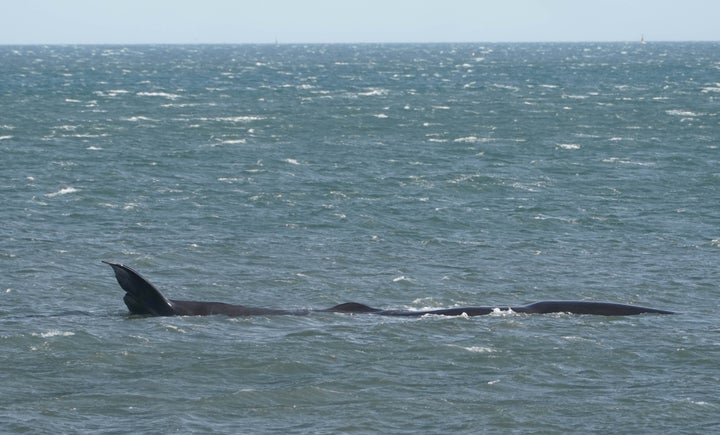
[[515, 300, 675, 315], [171, 300, 303, 316], [325, 302, 382, 313]]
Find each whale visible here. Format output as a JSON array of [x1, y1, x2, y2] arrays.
[[103, 261, 675, 317]]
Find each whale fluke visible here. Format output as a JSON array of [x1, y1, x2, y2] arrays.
[[103, 260, 174, 316]]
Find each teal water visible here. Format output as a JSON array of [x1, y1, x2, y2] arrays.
[[1, 43, 719, 433]]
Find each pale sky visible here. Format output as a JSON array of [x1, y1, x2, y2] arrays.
[[1, 0, 718, 45]]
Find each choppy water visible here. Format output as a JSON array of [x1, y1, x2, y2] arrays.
[[1, 43, 719, 433]]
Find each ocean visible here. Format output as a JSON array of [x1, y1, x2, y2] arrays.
[[1, 42, 718, 433]]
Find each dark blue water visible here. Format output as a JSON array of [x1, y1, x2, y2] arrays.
[[1, 43, 719, 433]]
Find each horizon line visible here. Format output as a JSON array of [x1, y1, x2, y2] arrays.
[[1, 39, 718, 47]]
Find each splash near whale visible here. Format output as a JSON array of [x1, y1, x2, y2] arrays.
[[103, 261, 674, 317]]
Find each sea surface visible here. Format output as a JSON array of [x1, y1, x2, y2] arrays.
[[1, 42, 719, 433]]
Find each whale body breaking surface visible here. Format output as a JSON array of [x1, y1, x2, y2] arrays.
[[103, 261, 674, 317]]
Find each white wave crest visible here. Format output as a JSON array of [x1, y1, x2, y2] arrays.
[[136, 91, 181, 100], [557, 143, 581, 150], [463, 346, 497, 353], [45, 187, 79, 197], [33, 330, 75, 338], [666, 109, 702, 117]]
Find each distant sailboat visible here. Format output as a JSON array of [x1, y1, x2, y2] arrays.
[[640, 34, 647, 44]]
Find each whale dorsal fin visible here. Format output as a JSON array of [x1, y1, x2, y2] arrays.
[[103, 261, 175, 316]]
